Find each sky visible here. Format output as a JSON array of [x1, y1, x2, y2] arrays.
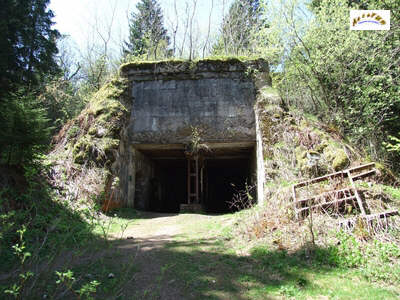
[[49, 0, 234, 59]]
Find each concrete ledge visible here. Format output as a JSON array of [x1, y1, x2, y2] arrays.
[[180, 204, 203, 213], [132, 142, 255, 150], [120, 58, 269, 82]]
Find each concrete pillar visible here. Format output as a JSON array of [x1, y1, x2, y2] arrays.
[[255, 105, 266, 206]]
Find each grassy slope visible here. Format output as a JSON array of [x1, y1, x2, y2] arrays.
[[49, 212, 399, 299], [169, 213, 399, 300]]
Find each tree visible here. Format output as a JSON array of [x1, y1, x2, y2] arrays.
[[124, 0, 170, 60], [213, 0, 264, 56], [202, 0, 214, 58], [278, 0, 400, 163], [0, 0, 60, 98], [0, 90, 51, 165], [0, 0, 60, 165]]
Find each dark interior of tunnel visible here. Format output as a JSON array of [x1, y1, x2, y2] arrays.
[[137, 146, 255, 214], [149, 159, 187, 213], [202, 158, 252, 213]]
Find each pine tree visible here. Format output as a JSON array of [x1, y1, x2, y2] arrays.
[[0, 0, 59, 165], [0, 90, 51, 165], [0, 0, 60, 98], [124, 0, 170, 60], [213, 0, 264, 56]]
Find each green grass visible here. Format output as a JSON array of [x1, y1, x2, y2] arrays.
[[2, 175, 400, 300], [381, 185, 400, 202], [154, 213, 400, 299], [356, 182, 400, 210], [2, 206, 399, 299], [92, 208, 139, 236]]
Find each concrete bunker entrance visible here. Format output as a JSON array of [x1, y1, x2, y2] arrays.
[[132, 143, 256, 213]]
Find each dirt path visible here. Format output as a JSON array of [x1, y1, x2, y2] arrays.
[[110, 212, 222, 299], [119, 213, 183, 241]]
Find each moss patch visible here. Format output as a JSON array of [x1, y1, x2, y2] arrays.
[[66, 77, 127, 165], [256, 90, 364, 182], [48, 76, 129, 207], [120, 57, 268, 76], [323, 144, 349, 171]]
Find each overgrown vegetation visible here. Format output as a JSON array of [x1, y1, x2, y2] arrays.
[[49, 76, 128, 210], [221, 89, 400, 296], [1, 0, 400, 298], [0, 161, 137, 298], [274, 0, 400, 170]]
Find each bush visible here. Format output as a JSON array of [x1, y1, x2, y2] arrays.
[[0, 90, 52, 165], [277, 0, 400, 166]]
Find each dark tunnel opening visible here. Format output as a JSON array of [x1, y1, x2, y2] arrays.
[[149, 159, 187, 213], [133, 144, 256, 214], [203, 158, 252, 213]]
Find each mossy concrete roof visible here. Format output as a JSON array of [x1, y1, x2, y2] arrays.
[[120, 57, 269, 81]]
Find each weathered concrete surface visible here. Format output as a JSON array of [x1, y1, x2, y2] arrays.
[[120, 59, 269, 82], [118, 59, 269, 209], [121, 59, 269, 145]]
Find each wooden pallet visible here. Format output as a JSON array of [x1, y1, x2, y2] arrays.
[[339, 210, 399, 229], [292, 163, 396, 219], [292, 162, 398, 228], [292, 163, 377, 218], [292, 162, 376, 190]]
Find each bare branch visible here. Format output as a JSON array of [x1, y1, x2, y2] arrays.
[[189, 0, 198, 60], [202, 0, 214, 58]]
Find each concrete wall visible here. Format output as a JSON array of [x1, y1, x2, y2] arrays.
[[121, 59, 269, 145], [129, 78, 256, 144], [119, 59, 269, 208]]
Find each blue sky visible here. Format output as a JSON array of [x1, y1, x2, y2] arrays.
[[49, 0, 233, 58]]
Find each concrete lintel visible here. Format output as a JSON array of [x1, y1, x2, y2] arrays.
[[206, 142, 255, 149], [132, 144, 184, 150], [132, 141, 256, 151], [127, 72, 245, 82], [153, 155, 251, 160]]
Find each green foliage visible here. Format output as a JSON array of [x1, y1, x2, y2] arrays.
[[69, 77, 127, 166], [3, 225, 34, 300], [250, 231, 400, 285], [311, 231, 400, 283], [12, 226, 31, 265], [0, 0, 60, 97], [82, 55, 110, 92], [124, 0, 170, 60], [39, 77, 85, 133], [55, 270, 75, 285], [4, 284, 21, 299], [0, 90, 52, 165], [381, 185, 400, 202], [0, 163, 97, 269], [55, 270, 100, 299], [384, 134, 400, 154], [77, 280, 101, 300], [0, 160, 118, 299], [277, 0, 400, 165], [185, 126, 210, 156], [213, 0, 266, 56]]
